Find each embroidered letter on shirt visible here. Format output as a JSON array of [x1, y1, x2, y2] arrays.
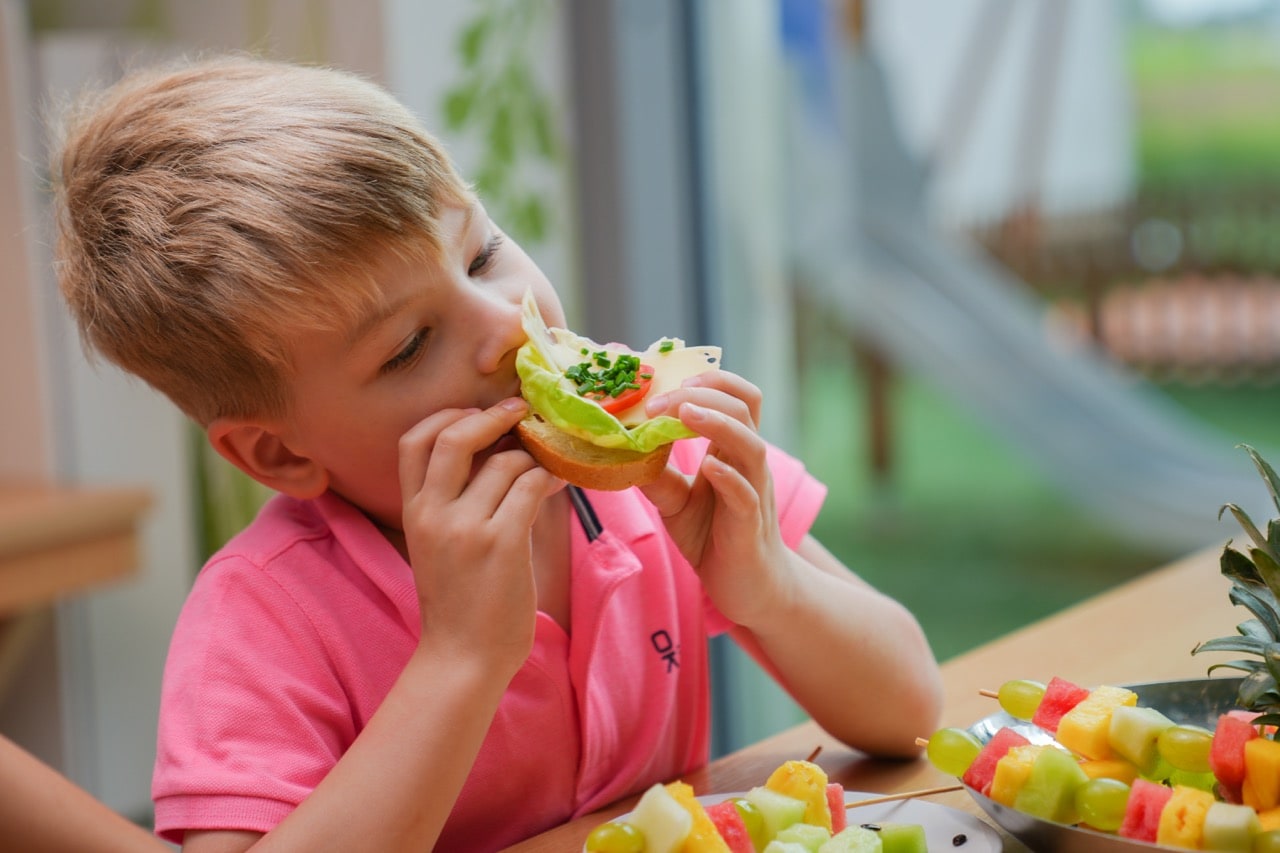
[[650, 629, 679, 672]]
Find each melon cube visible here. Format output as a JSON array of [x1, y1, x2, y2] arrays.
[[666, 781, 731, 853], [746, 786, 808, 841], [775, 822, 832, 851], [762, 843, 811, 853], [1202, 801, 1261, 852], [629, 783, 694, 853], [766, 760, 834, 831], [1014, 746, 1089, 825], [989, 744, 1044, 807], [1119, 777, 1174, 843], [816, 826, 884, 853], [1108, 704, 1174, 772], [1243, 736, 1280, 811], [962, 727, 1032, 795], [1056, 684, 1137, 760], [874, 823, 927, 853], [1156, 784, 1216, 849], [1032, 676, 1091, 734]]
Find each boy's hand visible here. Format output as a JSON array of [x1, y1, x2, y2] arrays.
[[639, 372, 793, 628], [397, 398, 561, 674]]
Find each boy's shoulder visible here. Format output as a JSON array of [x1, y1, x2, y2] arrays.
[[202, 491, 375, 575]]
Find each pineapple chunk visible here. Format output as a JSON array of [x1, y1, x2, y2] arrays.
[[665, 781, 731, 853], [1243, 737, 1280, 811], [1156, 785, 1216, 849], [1056, 685, 1137, 760], [766, 760, 834, 831], [988, 744, 1044, 808]]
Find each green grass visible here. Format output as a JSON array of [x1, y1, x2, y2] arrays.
[[793, 334, 1280, 664]]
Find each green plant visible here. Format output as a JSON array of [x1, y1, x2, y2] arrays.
[[1193, 444, 1280, 729], [440, 0, 562, 244]]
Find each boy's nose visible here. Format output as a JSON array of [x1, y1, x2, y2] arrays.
[[473, 291, 527, 375]]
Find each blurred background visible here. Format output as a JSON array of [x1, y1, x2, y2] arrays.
[[6, 0, 1280, 833]]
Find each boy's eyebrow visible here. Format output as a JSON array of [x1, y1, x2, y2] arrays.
[[345, 205, 480, 346]]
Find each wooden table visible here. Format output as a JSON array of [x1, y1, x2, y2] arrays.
[[506, 542, 1245, 851], [0, 483, 152, 697]]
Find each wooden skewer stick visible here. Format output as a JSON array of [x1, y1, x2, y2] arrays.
[[806, 745, 823, 763], [845, 784, 965, 809], [979, 689, 998, 699]]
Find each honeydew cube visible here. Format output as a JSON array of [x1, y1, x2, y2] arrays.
[[874, 823, 928, 853], [766, 760, 834, 831], [665, 781, 731, 853], [763, 843, 812, 853], [1057, 685, 1137, 760], [1108, 705, 1174, 772], [1202, 801, 1261, 851], [774, 822, 832, 851], [816, 826, 884, 853], [746, 786, 808, 841], [989, 744, 1045, 807], [1014, 745, 1089, 825], [1156, 785, 1216, 849], [628, 783, 693, 853]]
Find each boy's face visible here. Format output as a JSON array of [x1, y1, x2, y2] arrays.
[[277, 202, 564, 531]]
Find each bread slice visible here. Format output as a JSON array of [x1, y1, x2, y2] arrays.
[[515, 414, 671, 491]]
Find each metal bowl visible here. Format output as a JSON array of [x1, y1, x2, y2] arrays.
[[963, 677, 1243, 853]]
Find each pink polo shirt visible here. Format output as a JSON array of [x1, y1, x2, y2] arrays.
[[152, 438, 825, 850]]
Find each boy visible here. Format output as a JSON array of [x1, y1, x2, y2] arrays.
[[51, 55, 942, 851]]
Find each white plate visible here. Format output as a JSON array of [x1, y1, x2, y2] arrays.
[[593, 789, 1002, 851]]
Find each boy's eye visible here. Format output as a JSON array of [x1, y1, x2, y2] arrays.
[[468, 233, 505, 276], [381, 329, 429, 373]]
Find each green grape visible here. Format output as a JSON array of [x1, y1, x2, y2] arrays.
[[925, 726, 984, 777], [1073, 777, 1130, 833], [997, 679, 1046, 721], [584, 821, 645, 853], [731, 797, 767, 852], [1255, 829, 1280, 853], [1158, 724, 1213, 774]]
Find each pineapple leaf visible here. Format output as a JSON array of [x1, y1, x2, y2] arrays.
[[1242, 444, 1280, 518], [1253, 547, 1280, 603], [1240, 618, 1276, 641], [1252, 713, 1280, 735], [1222, 504, 1279, 564], [1266, 643, 1280, 687], [1194, 636, 1270, 656], [1239, 668, 1280, 709], [1228, 584, 1280, 640], [1222, 543, 1267, 589], [1204, 660, 1266, 675], [1270, 517, 1280, 559]]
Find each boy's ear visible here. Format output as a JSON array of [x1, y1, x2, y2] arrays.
[[206, 419, 329, 500]]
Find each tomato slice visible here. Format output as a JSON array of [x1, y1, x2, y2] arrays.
[[593, 364, 654, 415]]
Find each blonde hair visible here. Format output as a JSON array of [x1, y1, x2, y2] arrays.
[[51, 55, 473, 424]]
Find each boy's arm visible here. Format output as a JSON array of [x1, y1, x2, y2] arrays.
[[726, 534, 944, 758], [0, 735, 169, 852]]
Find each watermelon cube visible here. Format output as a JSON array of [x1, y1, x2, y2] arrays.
[[1212, 713, 1260, 804], [1156, 784, 1215, 849], [826, 783, 847, 833], [1032, 677, 1090, 734], [1118, 777, 1175, 843], [705, 801, 755, 853], [962, 727, 1032, 795]]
